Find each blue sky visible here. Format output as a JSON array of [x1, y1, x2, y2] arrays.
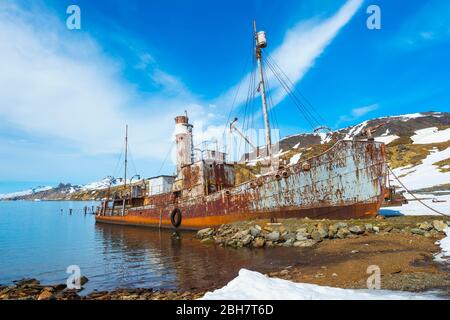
[[0, 0, 449, 193]]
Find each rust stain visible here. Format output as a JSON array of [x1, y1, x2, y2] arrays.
[[97, 140, 388, 230]]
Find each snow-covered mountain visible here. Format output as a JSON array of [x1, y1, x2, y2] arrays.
[[0, 186, 53, 200], [0, 177, 128, 201]]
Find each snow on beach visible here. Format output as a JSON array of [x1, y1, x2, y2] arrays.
[[381, 193, 450, 217], [435, 227, 450, 263], [202, 269, 439, 300]]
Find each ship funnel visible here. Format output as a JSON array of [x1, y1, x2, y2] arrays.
[[175, 115, 194, 172]]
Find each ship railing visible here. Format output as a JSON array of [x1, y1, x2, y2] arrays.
[[102, 199, 129, 217]]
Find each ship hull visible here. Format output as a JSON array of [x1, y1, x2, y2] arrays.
[[96, 201, 381, 230], [96, 140, 387, 230]]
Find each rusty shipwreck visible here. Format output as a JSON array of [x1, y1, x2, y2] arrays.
[[96, 22, 389, 230]]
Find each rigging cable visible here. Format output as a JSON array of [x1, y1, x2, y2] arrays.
[[111, 140, 125, 179], [263, 57, 318, 129], [266, 55, 326, 126], [223, 34, 255, 158], [387, 166, 448, 217], [126, 144, 139, 177], [157, 142, 175, 176]]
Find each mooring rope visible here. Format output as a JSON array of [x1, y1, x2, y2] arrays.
[[388, 166, 449, 217]]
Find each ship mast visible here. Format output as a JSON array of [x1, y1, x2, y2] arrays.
[[253, 20, 272, 164], [124, 124, 128, 189]]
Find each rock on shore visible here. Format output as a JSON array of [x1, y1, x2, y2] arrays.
[[196, 218, 450, 249], [0, 279, 204, 300]]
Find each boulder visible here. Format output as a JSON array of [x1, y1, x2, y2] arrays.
[[372, 226, 380, 233], [336, 228, 350, 239], [279, 269, 290, 276], [265, 231, 280, 242], [311, 230, 326, 241], [253, 237, 265, 248], [417, 222, 433, 231], [231, 229, 249, 240], [220, 228, 234, 237], [365, 224, 373, 232], [432, 220, 448, 232], [197, 228, 213, 238], [316, 224, 329, 238], [296, 233, 308, 241], [38, 290, 55, 300], [283, 238, 295, 247], [328, 224, 338, 238], [281, 232, 297, 241], [296, 228, 310, 239], [250, 225, 261, 237], [411, 228, 425, 236], [293, 239, 317, 247], [349, 225, 365, 235], [241, 234, 253, 246], [265, 241, 275, 248], [80, 276, 89, 286], [335, 222, 348, 229]]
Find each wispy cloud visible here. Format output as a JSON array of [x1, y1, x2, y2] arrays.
[[0, 0, 362, 183], [0, 2, 206, 162], [393, 0, 450, 50], [337, 103, 379, 125], [216, 0, 363, 110]]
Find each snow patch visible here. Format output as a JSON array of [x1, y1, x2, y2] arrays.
[[80, 177, 130, 191], [392, 147, 450, 190], [435, 227, 450, 263], [202, 269, 439, 300], [411, 127, 450, 144], [289, 153, 302, 166], [344, 120, 368, 140], [375, 135, 399, 145]]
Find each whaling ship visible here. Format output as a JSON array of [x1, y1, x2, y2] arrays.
[[96, 22, 388, 230]]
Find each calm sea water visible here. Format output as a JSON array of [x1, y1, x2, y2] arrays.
[[0, 201, 306, 293]]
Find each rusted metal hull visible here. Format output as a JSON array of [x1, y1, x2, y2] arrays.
[[96, 140, 387, 230]]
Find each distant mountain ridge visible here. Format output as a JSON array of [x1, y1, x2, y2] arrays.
[[0, 177, 126, 201]]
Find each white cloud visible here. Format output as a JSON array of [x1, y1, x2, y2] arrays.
[[0, 2, 205, 161], [338, 103, 379, 124], [0, 1, 362, 182], [216, 0, 363, 110]]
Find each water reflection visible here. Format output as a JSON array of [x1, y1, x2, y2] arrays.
[[94, 223, 306, 292], [0, 200, 307, 293]]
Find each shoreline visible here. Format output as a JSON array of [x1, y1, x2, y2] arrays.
[[0, 216, 450, 300], [0, 279, 205, 300]]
